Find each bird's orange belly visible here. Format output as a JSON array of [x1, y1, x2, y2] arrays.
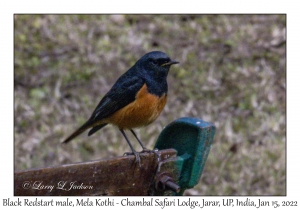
[[106, 84, 167, 129]]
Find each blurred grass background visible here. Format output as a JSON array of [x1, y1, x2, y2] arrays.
[[14, 14, 286, 195]]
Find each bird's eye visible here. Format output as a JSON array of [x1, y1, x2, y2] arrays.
[[152, 60, 158, 65]]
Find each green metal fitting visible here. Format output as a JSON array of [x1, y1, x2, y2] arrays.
[[154, 117, 216, 195]]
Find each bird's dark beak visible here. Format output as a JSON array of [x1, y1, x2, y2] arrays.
[[161, 60, 180, 66]]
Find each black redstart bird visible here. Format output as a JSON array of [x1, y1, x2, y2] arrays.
[[62, 51, 179, 165]]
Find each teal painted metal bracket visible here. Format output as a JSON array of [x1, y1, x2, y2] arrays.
[[154, 117, 216, 195]]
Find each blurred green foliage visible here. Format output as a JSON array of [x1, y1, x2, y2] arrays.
[[14, 14, 286, 195]]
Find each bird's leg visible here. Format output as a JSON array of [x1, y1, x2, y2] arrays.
[[130, 129, 148, 151], [120, 129, 141, 167], [130, 129, 161, 162]]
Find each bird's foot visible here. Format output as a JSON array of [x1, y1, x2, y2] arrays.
[[123, 151, 141, 167], [140, 148, 161, 162], [123, 148, 160, 166]]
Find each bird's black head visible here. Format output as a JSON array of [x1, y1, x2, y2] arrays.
[[136, 51, 179, 80]]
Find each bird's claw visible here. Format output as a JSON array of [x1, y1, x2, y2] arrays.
[[140, 148, 161, 162], [123, 148, 160, 167], [123, 152, 133, 156], [123, 151, 141, 167]]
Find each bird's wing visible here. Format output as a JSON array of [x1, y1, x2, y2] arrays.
[[89, 75, 144, 122], [62, 73, 144, 144]]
